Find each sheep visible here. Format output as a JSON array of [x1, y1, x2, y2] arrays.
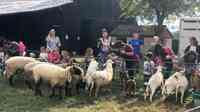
[[65, 64, 85, 96], [30, 63, 72, 99], [89, 59, 113, 97], [144, 65, 164, 102], [162, 70, 188, 104], [23, 62, 46, 89], [4, 56, 38, 86], [84, 58, 99, 92]]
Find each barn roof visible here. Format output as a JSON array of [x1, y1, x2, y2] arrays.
[[0, 0, 73, 15], [111, 25, 173, 39]]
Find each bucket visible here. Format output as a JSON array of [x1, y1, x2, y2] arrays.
[[192, 91, 200, 106]]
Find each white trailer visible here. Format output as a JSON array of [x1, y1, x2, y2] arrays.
[[179, 17, 200, 56]]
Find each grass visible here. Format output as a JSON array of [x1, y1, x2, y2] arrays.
[[0, 73, 188, 112]]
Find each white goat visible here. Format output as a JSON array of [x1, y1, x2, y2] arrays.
[[162, 70, 188, 104], [144, 65, 164, 102], [90, 59, 113, 97], [84, 58, 99, 91]]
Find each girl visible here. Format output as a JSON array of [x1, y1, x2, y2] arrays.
[[98, 28, 111, 65], [39, 46, 48, 62], [46, 29, 61, 51]]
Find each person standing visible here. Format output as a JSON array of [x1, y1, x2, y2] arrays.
[[128, 32, 143, 74], [152, 36, 165, 66], [128, 32, 143, 59], [46, 29, 61, 51], [162, 39, 176, 79], [184, 37, 200, 85]]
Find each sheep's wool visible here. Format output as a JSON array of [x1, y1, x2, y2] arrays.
[[32, 63, 69, 87], [5, 56, 37, 78]]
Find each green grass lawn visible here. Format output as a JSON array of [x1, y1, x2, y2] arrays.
[[0, 74, 188, 112]]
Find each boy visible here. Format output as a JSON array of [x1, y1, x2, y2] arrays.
[[144, 52, 155, 86], [128, 32, 143, 58]]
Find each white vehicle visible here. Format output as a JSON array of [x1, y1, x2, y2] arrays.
[[179, 17, 200, 56]]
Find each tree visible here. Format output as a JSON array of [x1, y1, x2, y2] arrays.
[[120, 0, 197, 34]]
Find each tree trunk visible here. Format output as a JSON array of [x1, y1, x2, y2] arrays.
[[155, 9, 165, 37]]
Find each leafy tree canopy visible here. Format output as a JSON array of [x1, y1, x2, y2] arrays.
[[120, 0, 199, 26]]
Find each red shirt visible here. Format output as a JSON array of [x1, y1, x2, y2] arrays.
[[48, 51, 61, 64]]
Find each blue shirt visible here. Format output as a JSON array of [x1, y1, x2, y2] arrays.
[[128, 39, 143, 55]]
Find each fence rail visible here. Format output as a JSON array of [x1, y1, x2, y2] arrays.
[[185, 106, 200, 112]]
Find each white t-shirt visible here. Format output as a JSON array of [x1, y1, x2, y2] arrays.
[[144, 60, 155, 75], [39, 53, 48, 61], [190, 45, 197, 52]]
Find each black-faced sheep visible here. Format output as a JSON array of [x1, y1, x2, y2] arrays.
[[31, 63, 72, 99], [4, 56, 38, 86], [66, 65, 85, 96]]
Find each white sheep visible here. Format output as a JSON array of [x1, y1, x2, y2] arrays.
[[23, 62, 46, 89], [144, 65, 164, 102], [89, 59, 113, 97], [84, 58, 99, 91], [4, 56, 38, 86], [31, 63, 72, 98], [162, 70, 188, 104]]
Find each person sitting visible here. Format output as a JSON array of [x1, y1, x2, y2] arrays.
[[39, 46, 48, 62], [48, 49, 61, 64], [84, 48, 94, 66], [60, 50, 72, 64], [18, 41, 26, 56]]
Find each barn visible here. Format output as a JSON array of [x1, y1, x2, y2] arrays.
[[0, 0, 120, 54]]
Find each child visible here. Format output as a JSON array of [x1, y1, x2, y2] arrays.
[[60, 50, 72, 64], [18, 41, 26, 56], [48, 49, 61, 64], [144, 52, 155, 86], [39, 46, 48, 62], [84, 48, 94, 65]]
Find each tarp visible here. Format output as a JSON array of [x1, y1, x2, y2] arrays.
[[0, 0, 73, 15]]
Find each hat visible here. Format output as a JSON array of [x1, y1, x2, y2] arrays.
[[50, 29, 55, 32], [145, 51, 153, 59], [101, 28, 108, 32]]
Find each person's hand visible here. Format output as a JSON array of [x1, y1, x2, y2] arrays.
[[120, 50, 125, 54], [166, 55, 171, 59]]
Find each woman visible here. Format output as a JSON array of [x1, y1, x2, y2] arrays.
[[184, 37, 200, 82], [98, 28, 111, 65], [46, 29, 61, 51], [152, 36, 165, 66], [162, 39, 176, 79]]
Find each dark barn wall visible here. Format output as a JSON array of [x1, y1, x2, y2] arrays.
[[0, 3, 81, 51], [78, 0, 121, 54], [0, 0, 120, 54]]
